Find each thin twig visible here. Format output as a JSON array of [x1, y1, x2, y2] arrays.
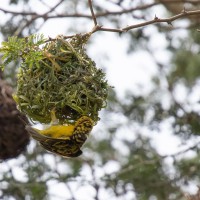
[[0, 7, 36, 15], [44, 0, 64, 15], [0, 2, 158, 17], [13, 0, 64, 36], [123, 9, 200, 31], [66, 183, 76, 200], [161, 140, 200, 159], [88, 0, 98, 26]]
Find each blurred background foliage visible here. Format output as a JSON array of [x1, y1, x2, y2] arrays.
[[1, 0, 200, 199]]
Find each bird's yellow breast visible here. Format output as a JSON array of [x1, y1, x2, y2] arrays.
[[34, 124, 75, 138]]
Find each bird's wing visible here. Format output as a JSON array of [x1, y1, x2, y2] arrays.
[[26, 125, 82, 157]]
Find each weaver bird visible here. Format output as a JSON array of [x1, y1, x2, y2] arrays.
[[26, 111, 94, 157]]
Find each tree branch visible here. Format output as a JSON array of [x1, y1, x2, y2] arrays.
[[90, 9, 200, 34], [1, 1, 200, 36]]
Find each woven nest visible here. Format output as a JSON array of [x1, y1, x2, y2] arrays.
[[0, 79, 29, 161], [14, 34, 109, 124]]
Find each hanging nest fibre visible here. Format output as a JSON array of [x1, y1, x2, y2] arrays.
[[0, 79, 29, 161], [13, 34, 109, 124]]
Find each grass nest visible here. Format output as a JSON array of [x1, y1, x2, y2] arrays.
[[13, 34, 109, 124]]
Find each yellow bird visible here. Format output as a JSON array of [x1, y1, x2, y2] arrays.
[[26, 111, 94, 157]]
